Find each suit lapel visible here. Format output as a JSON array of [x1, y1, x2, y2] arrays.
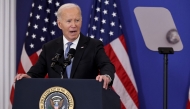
[[70, 33, 90, 78], [56, 36, 64, 63]]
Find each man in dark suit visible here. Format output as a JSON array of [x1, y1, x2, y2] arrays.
[[15, 3, 115, 89]]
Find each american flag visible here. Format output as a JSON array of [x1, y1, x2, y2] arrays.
[[187, 88, 190, 109], [9, 0, 63, 108], [87, 0, 139, 108]]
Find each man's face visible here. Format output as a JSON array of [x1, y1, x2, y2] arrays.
[[57, 7, 82, 42]]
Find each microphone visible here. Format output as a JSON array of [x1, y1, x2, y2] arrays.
[[51, 48, 63, 68], [63, 48, 76, 67]]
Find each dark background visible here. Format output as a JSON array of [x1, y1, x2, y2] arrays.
[[16, 0, 190, 109]]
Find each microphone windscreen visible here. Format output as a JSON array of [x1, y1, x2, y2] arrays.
[[56, 48, 63, 57], [68, 48, 76, 55]]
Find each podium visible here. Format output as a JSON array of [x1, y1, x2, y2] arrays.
[[12, 78, 120, 109]]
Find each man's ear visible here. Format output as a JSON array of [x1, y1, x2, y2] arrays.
[[57, 20, 61, 29]]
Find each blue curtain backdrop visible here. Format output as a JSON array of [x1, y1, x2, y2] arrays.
[[16, 0, 190, 109]]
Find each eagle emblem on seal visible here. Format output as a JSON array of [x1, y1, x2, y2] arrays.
[[50, 96, 64, 109]]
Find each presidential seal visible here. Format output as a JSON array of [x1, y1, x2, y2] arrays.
[[39, 86, 74, 109]]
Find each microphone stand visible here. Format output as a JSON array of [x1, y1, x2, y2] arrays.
[[51, 48, 75, 79], [51, 58, 72, 79], [58, 59, 71, 79], [60, 67, 65, 79], [158, 47, 174, 109]]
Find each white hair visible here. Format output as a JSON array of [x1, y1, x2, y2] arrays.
[[57, 3, 82, 20]]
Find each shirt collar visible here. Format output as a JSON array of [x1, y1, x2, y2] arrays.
[[63, 34, 80, 46]]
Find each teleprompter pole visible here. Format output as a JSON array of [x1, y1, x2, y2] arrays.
[[158, 47, 174, 109]]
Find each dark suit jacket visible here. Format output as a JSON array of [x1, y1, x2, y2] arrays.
[[27, 33, 115, 82]]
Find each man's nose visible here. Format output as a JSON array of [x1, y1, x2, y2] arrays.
[[71, 21, 77, 27]]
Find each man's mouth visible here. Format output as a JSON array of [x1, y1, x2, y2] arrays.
[[70, 30, 77, 33]]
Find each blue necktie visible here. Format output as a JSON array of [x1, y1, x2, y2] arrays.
[[65, 42, 73, 78]]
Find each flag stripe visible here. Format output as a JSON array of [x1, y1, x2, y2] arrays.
[[111, 37, 139, 106], [104, 37, 138, 107], [37, 49, 42, 56], [112, 88, 127, 109], [20, 45, 33, 72], [187, 88, 190, 109], [113, 74, 138, 109], [17, 62, 25, 74], [119, 35, 127, 51], [187, 101, 190, 109], [29, 52, 39, 65], [9, 85, 15, 104], [189, 88, 190, 101], [111, 36, 138, 91], [121, 102, 126, 109]]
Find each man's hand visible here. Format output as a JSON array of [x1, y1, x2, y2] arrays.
[[96, 75, 111, 89], [14, 74, 31, 82]]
